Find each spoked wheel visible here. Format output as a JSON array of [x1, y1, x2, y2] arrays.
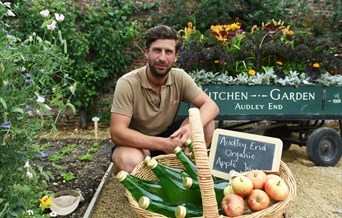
[[264, 126, 292, 151], [307, 127, 342, 166]]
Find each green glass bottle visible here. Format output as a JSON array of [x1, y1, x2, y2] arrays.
[[182, 176, 228, 209], [138, 196, 177, 217], [183, 139, 220, 181], [115, 170, 167, 202], [173, 146, 197, 180], [139, 196, 202, 218], [183, 139, 195, 159], [175, 205, 203, 218], [143, 156, 189, 179], [144, 157, 202, 206], [184, 139, 193, 151]]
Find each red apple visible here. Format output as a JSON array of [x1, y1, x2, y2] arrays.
[[247, 189, 270, 211], [223, 184, 235, 196], [264, 177, 289, 201], [246, 170, 267, 189], [231, 175, 253, 197], [221, 194, 245, 217]]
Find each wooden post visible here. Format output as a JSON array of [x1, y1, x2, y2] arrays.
[[92, 116, 100, 141]]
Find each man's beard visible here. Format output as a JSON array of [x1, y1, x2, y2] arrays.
[[148, 57, 171, 78]]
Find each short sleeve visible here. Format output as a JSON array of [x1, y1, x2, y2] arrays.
[[180, 70, 202, 103], [111, 78, 133, 117]]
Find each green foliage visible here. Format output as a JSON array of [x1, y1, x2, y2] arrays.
[[61, 172, 76, 181], [40, 142, 53, 150], [1, 1, 74, 216], [153, 0, 194, 30], [153, 0, 298, 32], [89, 98, 111, 126], [10, 0, 141, 124], [79, 153, 93, 161], [79, 142, 100, 160], [61, 143, 77, 154], [51, 163, 65, 170], [87, 142, 100, 153], [48, 153, 64, 162]]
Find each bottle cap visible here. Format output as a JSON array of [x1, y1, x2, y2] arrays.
[[143, 156, 151, 165], [182, 177, 193, 188], [138, 196, 150, 209], [145, 157, 158, 169], [184, 139, 192, 146], [115, 171, 128, 183], [173, 146, 181, 153], [175, 205, 186, 218]]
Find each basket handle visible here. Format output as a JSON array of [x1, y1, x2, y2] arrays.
[[189, 108, 220, 218]]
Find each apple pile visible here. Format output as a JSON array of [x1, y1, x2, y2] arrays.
[[221, 170, 289, 217]]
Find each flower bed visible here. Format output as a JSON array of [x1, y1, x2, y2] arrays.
[[176, 20, 341, 86]]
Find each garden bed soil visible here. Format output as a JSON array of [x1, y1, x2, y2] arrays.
[[35, 128, 112, 218], [39, 125, 342, 218]]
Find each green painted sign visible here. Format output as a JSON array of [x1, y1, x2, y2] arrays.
[[179, 85, 342, 119]]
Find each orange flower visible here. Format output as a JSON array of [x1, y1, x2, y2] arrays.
[[248, 69, 256, 75], [283, 26, 294, 36], [276, 61, 283, 66], [313, 63, 320, 68]]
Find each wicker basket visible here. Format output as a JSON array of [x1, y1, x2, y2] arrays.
[[127, 108, 297, 218]]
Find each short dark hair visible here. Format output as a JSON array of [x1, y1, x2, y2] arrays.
[[144, 25, 182, 52]]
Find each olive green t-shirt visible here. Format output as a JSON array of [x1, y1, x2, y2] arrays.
[[111, 65, 202, 135]]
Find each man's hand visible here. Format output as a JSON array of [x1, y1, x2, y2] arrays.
[[161, 137, 183, 154], [170, 123, 191, 150]]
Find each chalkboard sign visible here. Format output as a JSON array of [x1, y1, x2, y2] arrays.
[[208, 129, 283, 180]]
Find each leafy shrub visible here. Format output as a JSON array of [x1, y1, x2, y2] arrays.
[[0, 2, 75, 216], [9, 0, 141, 128]]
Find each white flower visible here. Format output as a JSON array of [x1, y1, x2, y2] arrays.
[[40, 9, 49, 17], [24, 161, 30, 168], [47, 20, 57, 30], [37, 96, 45, 103], [69, 85, 74, 93], [27, 210, 34, 216], [50, 211, 58, 217], [54, 13, 65, 22], [4, 2, 11, 8], [26, 171, 33, 179], [7, 10, 15, 17]]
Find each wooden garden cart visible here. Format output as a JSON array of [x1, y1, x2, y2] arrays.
[[178, 85, 342, 166]]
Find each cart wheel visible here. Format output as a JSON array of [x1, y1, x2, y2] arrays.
[[264, 127, 292, 151], [307, 127, 342, 166]]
